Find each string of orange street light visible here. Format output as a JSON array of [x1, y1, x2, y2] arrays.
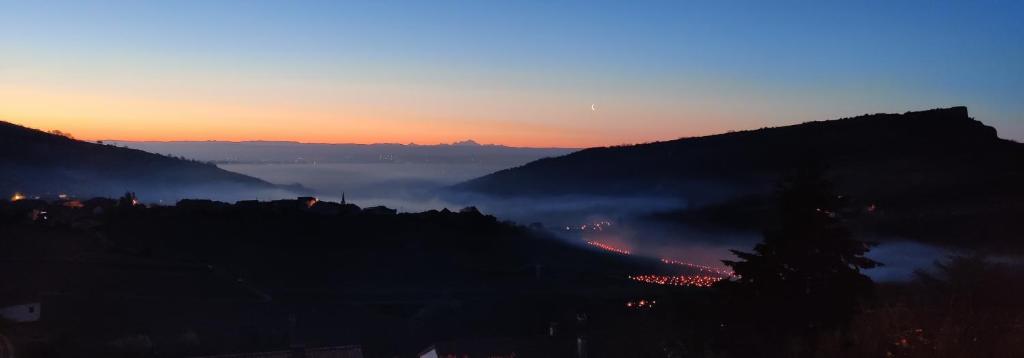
[[585, 241, 632, 255]]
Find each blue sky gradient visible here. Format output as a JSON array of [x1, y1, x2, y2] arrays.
[[2, 1, 1021, 146]]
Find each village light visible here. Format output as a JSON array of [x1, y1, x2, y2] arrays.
[[586, 241, 631, 255], [10, 192, 25, 202], [628, 274, 725, 288], [625, 299, 657, 309], [660, 258, 735, 277]]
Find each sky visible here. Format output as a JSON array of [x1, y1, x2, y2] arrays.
[[1, 1, 1022, 147]]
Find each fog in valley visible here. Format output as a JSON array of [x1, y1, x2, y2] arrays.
[[104, 140, 955, 283]]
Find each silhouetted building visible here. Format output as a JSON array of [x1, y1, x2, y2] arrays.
[[269, 197, 321, 211], [118, 191, 140, 207], [362, 206, 397, 215], [309, 201, 343, 216], [297, 197, 318, 208], [235, 200, 260, 209]]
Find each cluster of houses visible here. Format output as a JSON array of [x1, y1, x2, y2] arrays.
[[1, 192, 407, 228]]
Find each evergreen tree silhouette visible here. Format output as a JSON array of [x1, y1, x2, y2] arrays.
[[719, 167, 878, 353]]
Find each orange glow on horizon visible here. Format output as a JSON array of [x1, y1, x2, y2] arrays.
[[1, 116, 614, 148], [0, 85, 738, 148]]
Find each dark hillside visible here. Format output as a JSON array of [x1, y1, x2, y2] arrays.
[[458, 107, 1018, 199], [0, 120, 291, 201], [457, 107, 1024, 246]]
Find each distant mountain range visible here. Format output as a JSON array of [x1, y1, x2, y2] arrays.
[[0, 121, 299, 202], [457, 107, 1024, 246], [102, 139, 575, 166]]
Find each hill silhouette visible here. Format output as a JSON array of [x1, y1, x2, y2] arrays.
[[0, 120, 295, 201], [457, 107, 1024, 246]]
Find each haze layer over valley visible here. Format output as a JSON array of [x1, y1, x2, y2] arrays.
[[103, 140, 573, 212]]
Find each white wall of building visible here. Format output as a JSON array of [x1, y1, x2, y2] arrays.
[[419, 348, 439, 358]]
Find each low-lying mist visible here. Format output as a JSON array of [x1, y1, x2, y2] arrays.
[[210, 161, 955, 283]]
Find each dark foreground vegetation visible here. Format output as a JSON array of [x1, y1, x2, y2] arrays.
[[0, 194, 689, 357], [705, 170, 1024, 357], [4, 169, 1023, 357]]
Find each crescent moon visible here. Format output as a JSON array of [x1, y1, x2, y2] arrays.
[[591, 104, 596, 111]]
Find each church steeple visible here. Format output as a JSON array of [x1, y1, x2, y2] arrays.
[[341, 192, 346, 205]]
